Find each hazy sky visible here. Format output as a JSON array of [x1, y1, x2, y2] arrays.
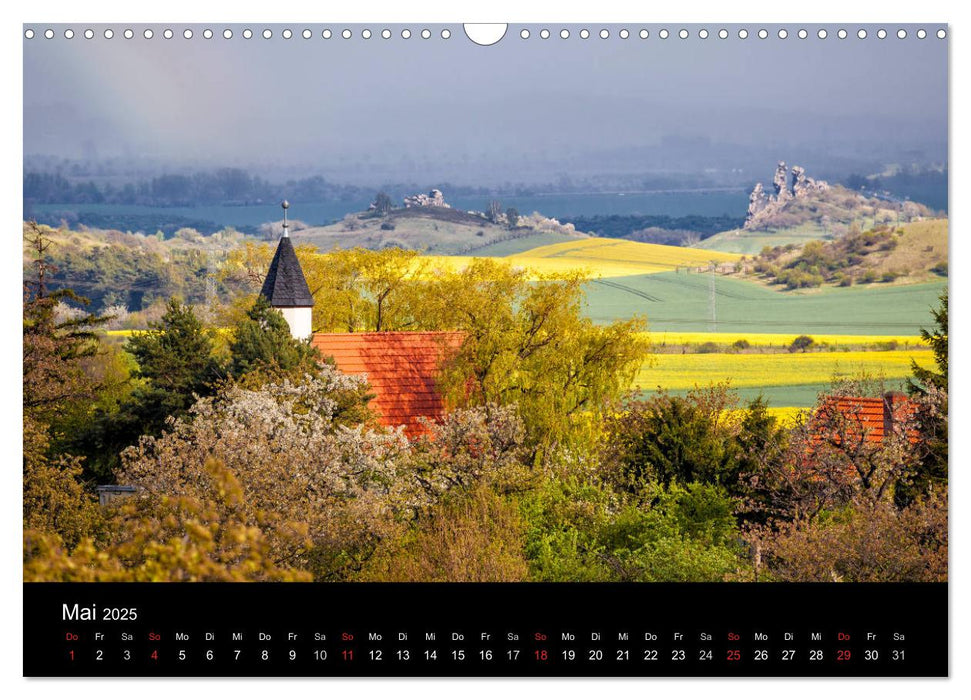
[[24, 23, 947, 181]]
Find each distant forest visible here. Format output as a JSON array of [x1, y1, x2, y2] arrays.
[[24, 169, 367, 208], [560, 214, 745, 242], [22, 169, 538, 209]]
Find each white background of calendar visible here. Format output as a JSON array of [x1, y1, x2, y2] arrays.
[[3, 0, 966, 697]]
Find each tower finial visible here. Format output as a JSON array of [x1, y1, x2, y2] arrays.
[[281, 199, 290, 238]]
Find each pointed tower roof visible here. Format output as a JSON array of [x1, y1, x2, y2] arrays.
[[260, 201, 315, 307]]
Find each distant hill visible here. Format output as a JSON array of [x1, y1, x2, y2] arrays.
[[292, 205, 587, 254], [738, 219, 947, 289], [698, 177, 935, 255]]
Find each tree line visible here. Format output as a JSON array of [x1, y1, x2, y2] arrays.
[[24, 170, 367, 208]]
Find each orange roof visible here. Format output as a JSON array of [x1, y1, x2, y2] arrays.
[[311, 331, 464, 438], [814, 393, 918, 446]]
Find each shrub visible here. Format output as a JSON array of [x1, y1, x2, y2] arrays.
[[603, 386, 743, 491], [696, 341, 720, 354], [360, 486, 530, 582], [860, 269, 878, 284], [732, 339, 751, 351], [519, 476, 748, 583], [788, 335, 814, 353], [762, 493, 947, 582], [24, 458, 313, 583]]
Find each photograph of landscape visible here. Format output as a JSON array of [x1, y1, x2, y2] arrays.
[[23, 24, 947, 584]]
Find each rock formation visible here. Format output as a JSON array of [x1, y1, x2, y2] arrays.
[[772, 161, 791, 203], [747, 182, 768, 220], [744, 162, 830, 229], [403, 189, 450, 208], [791, 165, 829, 199]]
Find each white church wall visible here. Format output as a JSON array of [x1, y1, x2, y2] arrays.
[[278, 306, 313, 340]]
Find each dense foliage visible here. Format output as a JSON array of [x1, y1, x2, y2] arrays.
[[753, 225, 909, 289], [23, 225, 948, 583]]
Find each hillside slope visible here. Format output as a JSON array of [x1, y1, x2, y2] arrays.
[[698, 185, 935, 255], [740, 219, 947, 289], [293, 206, 586, 254], [504, 237, 740, 277]]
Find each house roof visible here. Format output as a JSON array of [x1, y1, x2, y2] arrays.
[[814, 393, 918, 446], [311, 331, 464, 437], [260, 236, 315, 307]]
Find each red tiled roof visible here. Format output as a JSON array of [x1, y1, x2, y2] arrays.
[[311, 331, 464, 438], [814, 393, 918, 446]]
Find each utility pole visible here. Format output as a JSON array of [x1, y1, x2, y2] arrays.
[[708, 261, 717, 332]]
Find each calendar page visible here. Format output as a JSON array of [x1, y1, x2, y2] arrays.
[[21, 19, 948, 678]]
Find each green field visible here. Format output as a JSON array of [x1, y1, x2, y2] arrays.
[[696, 224, 834, 255], [645, 382, 894, 409], [583, 272, 945, 335]]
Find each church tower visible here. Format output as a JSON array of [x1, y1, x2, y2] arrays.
[[260, 200, 314, 339]]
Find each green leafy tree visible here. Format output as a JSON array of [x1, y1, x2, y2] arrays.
[[125, 298, 223, 399], [505, 207, 520, 229], [75, 299, 224, 481], [373, 191, 393, 216], [25, 458, 313, 582], [734, 395, 789, 521], [788, 335, 815, 353], [604, 387, 743, 492], [487, 200, 502, 223], [898, 290, 948, 506], [909, 289, 947, 394], [229, 295, 321, 378], [425, 259, 649, 459], [520, 476, 747, 582], [223, 244, 426, 333]]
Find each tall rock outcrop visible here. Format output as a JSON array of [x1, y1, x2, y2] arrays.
[[747, 182, 768, 220], [744, 162, 830, 230], [772, 161, 791, 202]]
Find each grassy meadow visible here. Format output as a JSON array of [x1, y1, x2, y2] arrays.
[[698, 222, 843, 255], [583, 273, 944, 335]]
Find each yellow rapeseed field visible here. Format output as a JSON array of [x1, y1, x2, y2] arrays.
[[641, 331, 927, 348], [635, 349, 932, 391], [727, 406, 806, 425], [418, 238, 742, 279], [507, 237, 741, 277]]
